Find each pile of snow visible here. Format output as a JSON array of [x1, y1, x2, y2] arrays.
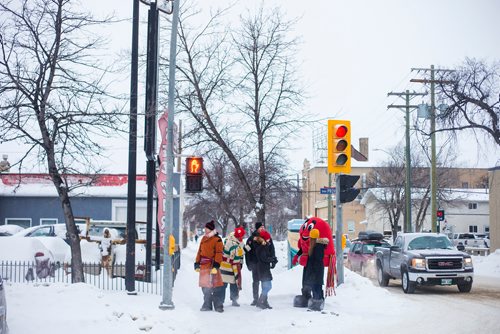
[[472, 249, 500, 277], [3, 240, 500, 334]]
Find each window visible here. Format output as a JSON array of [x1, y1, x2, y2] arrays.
[[40, 218, 58, 225], [468, 203, 477, 210], [469, 225, 478, 233], [485, 227, 490, 233], [5, 218, 31, 228]]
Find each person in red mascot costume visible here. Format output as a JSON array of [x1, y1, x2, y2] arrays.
[[292, 217, 336, 309]]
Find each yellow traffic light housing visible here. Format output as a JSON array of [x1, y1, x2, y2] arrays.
[[327, 120, 352, 174]]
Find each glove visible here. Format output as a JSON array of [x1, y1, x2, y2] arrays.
[[213, 262, 220, 269], [194, 262, 200, 272], [210, 267, 218, 275], [292, 254, 299, 266], [270, 258, 278, 269]]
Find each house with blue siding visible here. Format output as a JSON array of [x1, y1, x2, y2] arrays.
[[0, 173, 181, 238]]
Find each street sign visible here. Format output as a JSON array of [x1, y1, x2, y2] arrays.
[[320, 187, 336, 195]]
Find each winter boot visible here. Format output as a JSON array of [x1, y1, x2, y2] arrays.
[[214, 306, 224, 313], [307, 298, 324, 312], [251, 281, 259, 306], [262, 296, 273, 309], [231, 299, 240, 307], [257, 294, 272, 309]]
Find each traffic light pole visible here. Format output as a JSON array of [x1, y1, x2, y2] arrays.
[[335, 174, 344, 285], [159, 0, 180, 310]]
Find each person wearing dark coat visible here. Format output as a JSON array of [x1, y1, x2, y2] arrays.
[[253, 230, 277, 309], [245, 222, 277, 305], [303, 228, 328, 311]]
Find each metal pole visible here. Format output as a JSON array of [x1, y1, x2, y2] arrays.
[[404, 90, 412, 232], [327, 173, 332, 231], [430, 65, 438, 233], [297, 174, 302, 218], [144, 0, 159, 283], [125, 0, 140, 295], [335, 174, 344, 285], [159, 0, 180, 310]]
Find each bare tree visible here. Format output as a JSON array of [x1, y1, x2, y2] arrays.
[[367, 143, 460, 237], [0, 0, 123, 282], [437, 58, 500, 146], [172, 4, 307, 225]]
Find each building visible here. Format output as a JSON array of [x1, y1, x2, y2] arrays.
[[0, 173, 182, 239]]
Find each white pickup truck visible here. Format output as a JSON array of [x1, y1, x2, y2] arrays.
[[451, 233, 488, 248]]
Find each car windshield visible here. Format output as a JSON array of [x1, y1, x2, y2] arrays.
[[407, 236, 453, 250], [362, 244, 376, 254]]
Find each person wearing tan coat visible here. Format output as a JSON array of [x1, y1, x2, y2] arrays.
[[194, 220, 225, 312]]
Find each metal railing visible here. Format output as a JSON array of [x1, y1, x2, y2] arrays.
[[0, 261, 165, 295]]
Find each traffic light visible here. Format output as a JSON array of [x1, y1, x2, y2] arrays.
[[338, 174, 360, 204], [437, 209, 445, 221], [185, 157, 203, 193], [327, 120, 352, 174]]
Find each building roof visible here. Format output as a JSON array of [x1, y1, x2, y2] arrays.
[[0, 173, 179, 198], [361, 187, 489, 205]]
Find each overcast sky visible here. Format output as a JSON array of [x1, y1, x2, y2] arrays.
[[2, 0, 499, 174]]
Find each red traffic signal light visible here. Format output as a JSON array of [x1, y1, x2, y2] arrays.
[[436, 209, 445, 221], [185, 157, 203, 193], [328, 120, 351, 174]]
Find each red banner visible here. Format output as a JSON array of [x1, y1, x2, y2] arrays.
[[156, 110, 169, 247]]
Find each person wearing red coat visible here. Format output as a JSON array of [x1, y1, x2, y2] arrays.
[[194, 220, 225, 312]]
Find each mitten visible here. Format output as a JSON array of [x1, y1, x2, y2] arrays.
[[213, 262, 220, 269], [292, 254, 299, 266], [270, 257, 278, 269], [194, 262, 200, 272], [210, 267, 218, 274]]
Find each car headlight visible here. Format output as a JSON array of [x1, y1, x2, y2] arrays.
[[411, 258, 426, 270], [464, 257, 473, 268]]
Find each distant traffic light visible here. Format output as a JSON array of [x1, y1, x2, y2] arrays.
[[437, 209, 445, 222], [185, 157, 203, 193], [327, 120, 351, 174], [338, 174, 360, 204]]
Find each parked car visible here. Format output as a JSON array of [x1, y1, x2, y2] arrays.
[[0, 273, 7, 334], [474, 233, 490, 248], [347, 231, 390, 277], [376, 233, 474, 294], [12, 223, 85, 239], [451, 233, 487, 248], [0, 225, 24, 237]]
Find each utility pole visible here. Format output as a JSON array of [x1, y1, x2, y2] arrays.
[[387, 90, 427, 233], [126, 0, 140, 295], [411, 66, 454, 233]]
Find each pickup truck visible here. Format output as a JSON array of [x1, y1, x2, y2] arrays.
[[375, 233, 473, 294], [451, 233, 488, 248]]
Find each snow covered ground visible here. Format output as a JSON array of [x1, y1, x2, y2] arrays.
[[5, 240, 500, 334]]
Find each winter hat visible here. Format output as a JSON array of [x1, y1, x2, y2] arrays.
[[255, 222, 264, 230], [234, 227, 246, 240], [259, 230, 271, 242], [205, 220, 215, 231], [310, 228, 320, 239]]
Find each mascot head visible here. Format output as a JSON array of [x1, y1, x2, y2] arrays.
[[297, 217, 335, 266]]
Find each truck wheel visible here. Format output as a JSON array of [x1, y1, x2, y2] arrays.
[[377, 262, 389, 287], [402, 270, 416, 294], [457, 281, 472, 293]]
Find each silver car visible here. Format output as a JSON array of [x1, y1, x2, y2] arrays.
[[0, 274, 7, 334]]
